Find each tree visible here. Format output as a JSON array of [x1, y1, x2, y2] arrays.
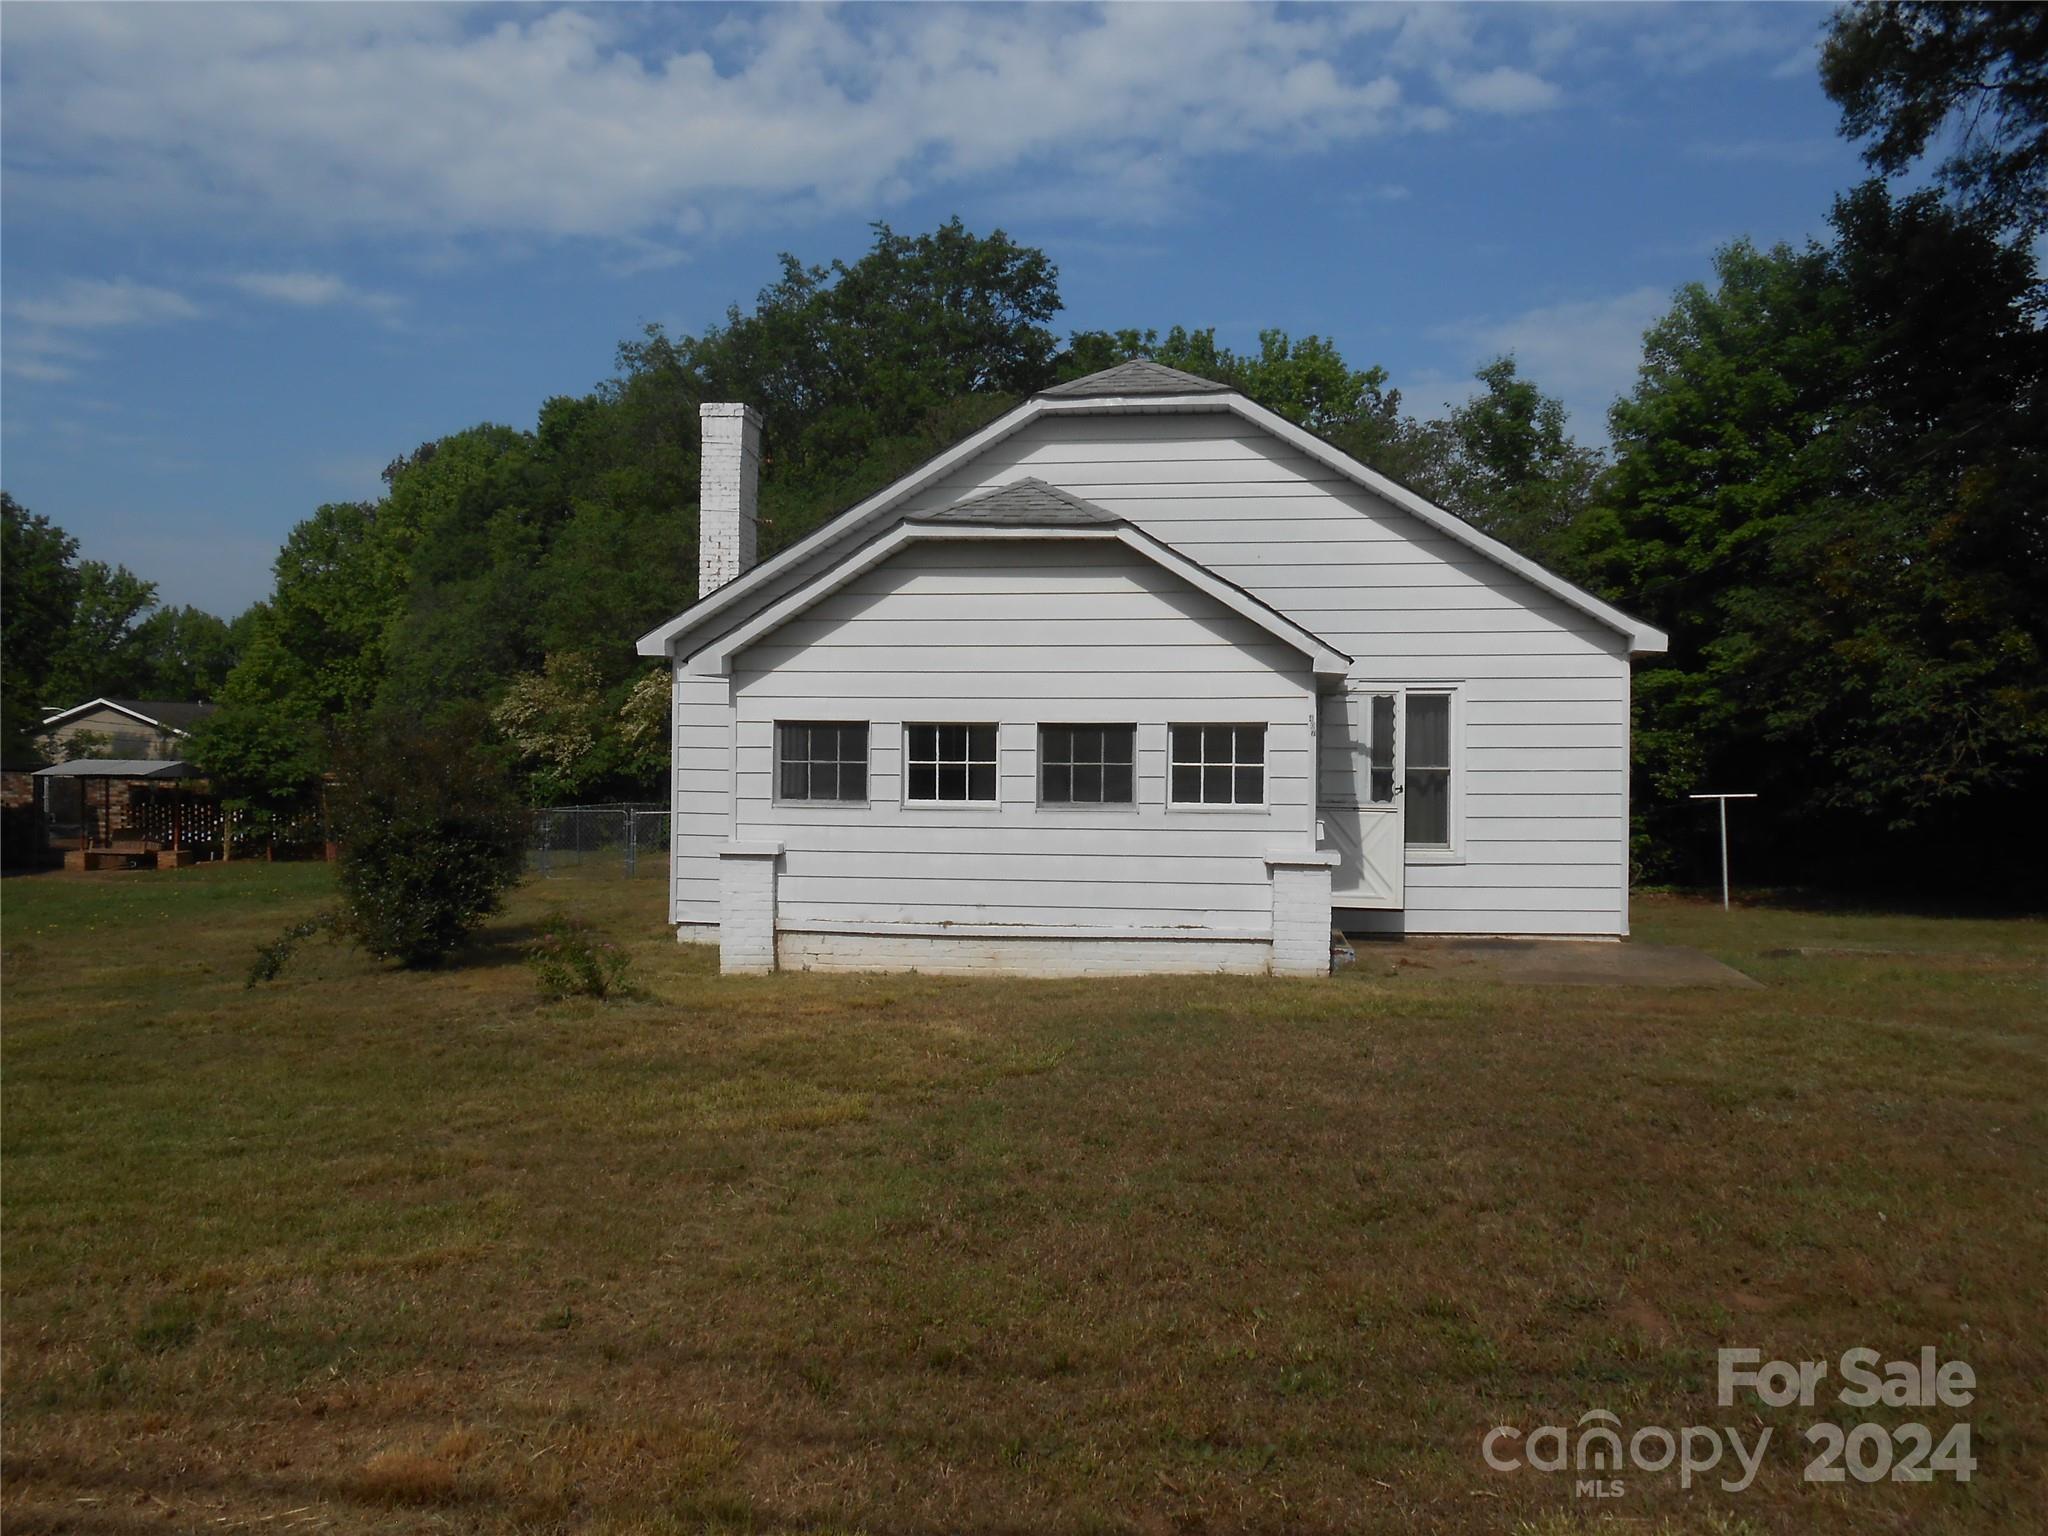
[[37, 559, 157, 705], [491, 652, 609, 804], [1580, 185, 2047, 884], [616, 668, 672, 787], [133, 604, 247, 699], [193, 503, 396, 820], [1822, 2, 2048, 236], [329, 711, 527, 967], [1, 494, 79, 759], [615, 217, 1062, 559], [1059, 325, 1429, 481], [1410, 357, 1604, 565]]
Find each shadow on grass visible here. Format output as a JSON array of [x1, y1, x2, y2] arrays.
[[1641, 884, 2046, 921]]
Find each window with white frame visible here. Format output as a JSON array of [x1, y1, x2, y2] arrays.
[[776, 722, 869, 803], [1404, 693, 1453, 847], [1039, 724, 1135, 806], [1169, 724, 1266, 806], [905, 723, 998, 803]]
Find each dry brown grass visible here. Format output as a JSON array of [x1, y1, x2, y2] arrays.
[[355, 1447, 460, 1504], [1, 864, 2042, 1534]]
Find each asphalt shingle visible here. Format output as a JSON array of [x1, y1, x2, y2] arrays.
[[914, 478, 1122, 527], [1036, 359, 1234, 399]]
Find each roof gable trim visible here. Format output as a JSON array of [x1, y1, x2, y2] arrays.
[[639, 392, 1668, 659], [684, 521, 1349, 679], [38, 698, 195, 734]]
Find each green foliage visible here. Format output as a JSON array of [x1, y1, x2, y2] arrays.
[[40, 559, 159, 704], [245, 910, 338, 988], [1412, 357, 1605, 566], [524, 914, 631, 1001], [1060, 325, 1431, 482], [3, 491, 250, 765], [2, 493, 80, 760], [1582, 183, 2048, 879], [190, 220, 1069, 810], [329, 714, 528, 967], [131, 605, 248, 699], [1823, 2, 2048, 236], [615, 668, 672, 787]]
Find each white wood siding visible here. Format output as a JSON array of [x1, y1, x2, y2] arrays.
[[729, 540, 1314, 935], [898, 413, 1633, 937], [670, 671, 730, 925]]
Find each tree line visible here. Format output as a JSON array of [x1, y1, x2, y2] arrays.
[[4, 2, 2041, 892]]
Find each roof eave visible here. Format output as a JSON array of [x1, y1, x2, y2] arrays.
[[638, 388, 1668, 660], [1220, 396, 1669, 654], [37, 697, 191, 734], [635, 395, 1055, 658]]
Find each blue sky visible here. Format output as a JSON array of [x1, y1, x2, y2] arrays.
[[2, 1, 1860, 618]]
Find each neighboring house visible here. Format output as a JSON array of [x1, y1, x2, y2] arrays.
[[37, 698, 217, 762], [34, 699, 218, 848], [638, 362, 1666, 978]]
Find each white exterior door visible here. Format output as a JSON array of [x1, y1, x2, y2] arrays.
[[1318, 688, 1405, 908]]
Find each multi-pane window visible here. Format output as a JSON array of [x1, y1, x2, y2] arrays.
[[1039, 725, 1135, 806], [777, 722, 869, 803], [1404, 694, 1452, 846], [1169, 725, 1266, 806], [906, 723, 998, 803]]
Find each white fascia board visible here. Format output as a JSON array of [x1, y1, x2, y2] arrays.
[[37, 697, 186, 733], [686, 520, 1349, 680], [637, 397, 1054, 657], [684, 523, 1119, 675], [637, 388, 1668, 660], [1217, 395, 1669, 656]]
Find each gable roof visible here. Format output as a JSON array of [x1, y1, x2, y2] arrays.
[[1038, 359, 1235, 398], [39, 698, 218, 734], [639, 389, 1668, 660], [911, 477, 1121, 527], [684, 515, 1350, 680], [32, 758, 202, 780]]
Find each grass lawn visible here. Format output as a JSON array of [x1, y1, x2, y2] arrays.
[[2, 864, 2043, 1534]]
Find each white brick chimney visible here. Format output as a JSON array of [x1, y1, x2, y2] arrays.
[[698, 402, 762, 595]]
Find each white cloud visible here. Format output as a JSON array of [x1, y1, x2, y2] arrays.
[[3, 354, 78, 384], [1686, 136, 1843, 167], [3, 277, 200, 383], [1441, 66, 1561, 116], [0, 3, 1562, 251], [1433, 285, 1671, 441], [230, 270, 402, 316], [1628, 8, 1816, 77], [7, 277, 199, 331]]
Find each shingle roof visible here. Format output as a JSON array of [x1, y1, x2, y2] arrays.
[[913, 478, 1122, 527], [1037, 359, 1234, 399], [31, 758, 201, 779]]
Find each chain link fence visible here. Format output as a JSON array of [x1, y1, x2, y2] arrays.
[[529, 803, 670, 879]]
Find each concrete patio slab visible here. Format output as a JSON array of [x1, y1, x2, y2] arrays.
[[1363, 936, 1762, 989]]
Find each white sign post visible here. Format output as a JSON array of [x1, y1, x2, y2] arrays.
[[1689, 793, 1758, 912]]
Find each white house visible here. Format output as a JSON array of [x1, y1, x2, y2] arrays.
[[637, 361, 1666, 978]]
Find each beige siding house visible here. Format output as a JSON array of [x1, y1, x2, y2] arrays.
[[638, 361, 1665, 977], [38, 698, 215, 762]]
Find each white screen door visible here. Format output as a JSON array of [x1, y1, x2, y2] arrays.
[[1318, 687, 1405, 908]]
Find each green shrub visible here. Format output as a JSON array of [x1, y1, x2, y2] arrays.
[[246, 910, 338, 987], [330, 714, 527, 968], [526, 915, 631, 1000]]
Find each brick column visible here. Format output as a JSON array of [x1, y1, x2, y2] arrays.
[[718, 842, 782, 975], [1265, 851, 1339, 978]]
